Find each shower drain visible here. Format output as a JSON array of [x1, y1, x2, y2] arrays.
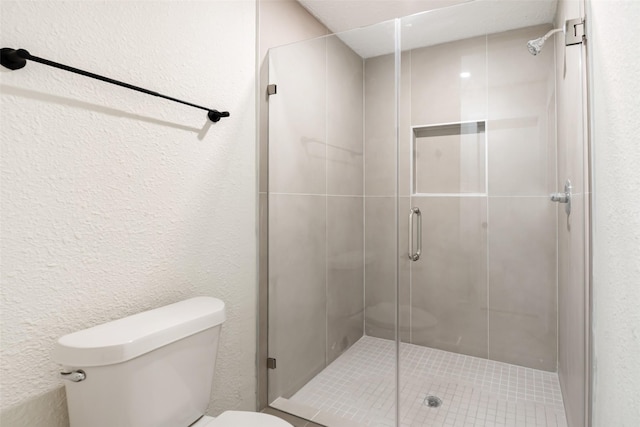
[[424, 395, 443, 408]]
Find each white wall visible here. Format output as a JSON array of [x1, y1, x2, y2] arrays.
[[590, 0, 640, 425], [0, 1, 257, 426]]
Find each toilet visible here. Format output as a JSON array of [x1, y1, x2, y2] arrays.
[[53, 297, 292, 427]]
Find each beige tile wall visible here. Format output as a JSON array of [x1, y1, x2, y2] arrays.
[[487, 26, 557, 197], [364, 54, 397, 197], [414, 130, 486, 194], [411, 36, 487, 126], [327, 196, 364, 363], [269, 37, 328, 195], [486, 25, 558, 372], [487, 197, 557, 371], [363, 54, 410, 343], [364, 24, 559, 371], [410, 197, 489, 359], [364, 197, 400, 340], [327, 37, 365, 196], [268, 194, 328, 399]]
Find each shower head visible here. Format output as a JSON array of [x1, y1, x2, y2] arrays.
[[527, 38, 545, 56], [527, 28, 563, 55]]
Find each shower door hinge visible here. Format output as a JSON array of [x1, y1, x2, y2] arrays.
[[566, 18, 586, 46], [267, 357, 277, 369], [267, 84, 277, 96]]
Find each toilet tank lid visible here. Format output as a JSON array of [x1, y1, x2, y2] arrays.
[[53, 297, 225, 367]]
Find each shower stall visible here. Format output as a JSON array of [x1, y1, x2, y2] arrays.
[[261, 2, 589, 427]]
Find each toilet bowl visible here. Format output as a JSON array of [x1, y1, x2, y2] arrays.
[[194, 412, 292, 427], [53, 297, 293, 427]]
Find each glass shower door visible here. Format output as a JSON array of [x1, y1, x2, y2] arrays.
[[265, 4, 588, 426], [397, 5, 568, 426], [266, 20, 400, 427]]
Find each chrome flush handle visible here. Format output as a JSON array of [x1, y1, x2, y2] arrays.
[[60, 370, 86, 382]]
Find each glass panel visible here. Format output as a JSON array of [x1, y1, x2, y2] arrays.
[[267, 19, 399, 426]]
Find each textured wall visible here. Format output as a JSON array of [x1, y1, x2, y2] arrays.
[[590, 0, 640, 425], [0, 1, 256, 426]]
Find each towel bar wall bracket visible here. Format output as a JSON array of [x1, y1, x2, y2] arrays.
[[1, 47, 230, 123]]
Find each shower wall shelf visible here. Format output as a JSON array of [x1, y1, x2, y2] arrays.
[[411, 120, 488, 196], [0, 47, 230, 123]]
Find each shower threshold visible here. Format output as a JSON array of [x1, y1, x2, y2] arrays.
[[271, 336, 567, 427]]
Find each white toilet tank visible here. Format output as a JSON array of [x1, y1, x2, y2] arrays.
[[53, 297, 226, 427]]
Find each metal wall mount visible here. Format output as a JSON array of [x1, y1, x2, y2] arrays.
[[565, 18, 586, 46], [267, 357, 277, 370]]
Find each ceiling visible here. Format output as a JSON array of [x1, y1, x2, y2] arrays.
[[297, 0, 559, 57], [297, 0, 472, 33]]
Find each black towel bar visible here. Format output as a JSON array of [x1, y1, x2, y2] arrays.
[[1, 47, 230, 123]]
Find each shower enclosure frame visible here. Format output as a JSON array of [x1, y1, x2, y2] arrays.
[[257, 4, 593, 426]]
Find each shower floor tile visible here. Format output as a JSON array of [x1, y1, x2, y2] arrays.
[[289, 336, 567, 427]]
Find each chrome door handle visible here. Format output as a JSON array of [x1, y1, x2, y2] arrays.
[[409, 207, 421, 261]]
